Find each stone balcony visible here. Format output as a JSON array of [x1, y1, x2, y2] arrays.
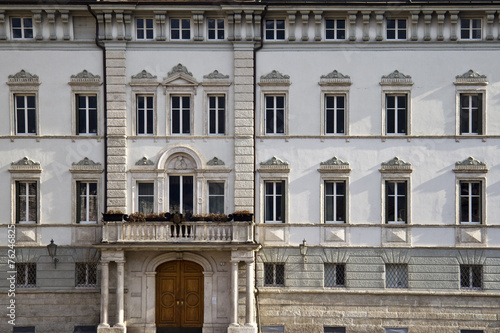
[[102, 221, 254, 244]]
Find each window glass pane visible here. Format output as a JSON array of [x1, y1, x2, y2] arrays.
[[182, 176, 193, 213], [169, 176, 180, 212]]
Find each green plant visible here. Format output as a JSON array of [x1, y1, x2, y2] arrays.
[[128, 212, 146, 222]]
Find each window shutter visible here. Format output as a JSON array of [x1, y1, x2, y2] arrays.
[[281, 180, 286, 223]]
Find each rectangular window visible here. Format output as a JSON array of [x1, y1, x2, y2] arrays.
[[136, 18, 154, 40], [208, 182, 224, 214], [386, 264, 408, 289], [15, 95, 36, 134], [386, 95, 407, 134], [16, 181, 37, 223], [461, 19, 482, 39], [208, 95, 225, 135], [324, 263, 345, 287], [137, 95, 154, 135], [138, 182, 154, 214], [171, 18, 191, 40], [325, 19, 346, 40], [74, 326, 98, 333], [169, 175, 193, 214], [460, 330, 484, 333], [171, 96, 190, 134], [265, 181, 284, 223], [324, 181, 345, 223], [13, 327, 36, 333], [385, 329, 408, 333], [77, 182, 98, 224], [208, 18, 224, 40], [460, 94, 482, 135], [387, 19, 407, 40], [16, 263, 36, 288], [77, 95, 98, 135], [264, 263, 285, 287], [265, 95, 285, 134], [75, 262, 97, 287], [460, 265, 482, 290], [325, 95, 345, 134], [11, 17, 33, 39], [460, 181, 482, 224], [324, 328, 346, 333], [262, 327, 284, 333], [265, 19, 285, 40], [386, 181, 407, 224]]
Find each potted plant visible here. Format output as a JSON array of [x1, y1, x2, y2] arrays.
[[128, 212, 146, 222], [231, 210, 253, 222], [102, 210, 126, 222]]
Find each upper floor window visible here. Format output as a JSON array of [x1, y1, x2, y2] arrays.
[[324, 263, 345, 287], [208, 95, 225, 135], [75, 262, 97, 287], [265, 95, 285, 134], [386, 19, 406, 40], [461, 18, 482, 39], [77, 95, 97, 135], [208, 18, 224, 40], [171, 18, 191, 40], [264, 263, 285, 287], [324, 328, 346, 333], [11, 17, 33, 39], [137, 182, 154, 214], [137, 18, 154, 40], [137, 95, 154, 135], [16, 263, 36, 288], [171, 96, 191, 134], [324, 181, 345, 223], [380, 70, 413, 136], [169, 175, 193, 214], [380, 157, 412, 225], [460, 265, 482, 290], [325, 95, 345, 134], [385, 263, 408, 288], [386, 94, 407, 135], [460, 94, 482, 135], [265, 19, 285, 40], [76, 182, 97, 224], [460, 181, 482, 224], [208, 182, 224, 214], [265, 180, 284, 223], [386, 181, 407, 224], [325, 19, 346, 40], [16, 181, 37, 224], [15, 95, 36, 134]]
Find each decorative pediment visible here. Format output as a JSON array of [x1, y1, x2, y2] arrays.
[[259, 70, 291, 86], [258, 156, 290, 173], [9, 157, 41, 173], [380, 157, 412, 173], [70, 157, 103, 173], [162, 64, 198, 87], [69, 70, 101, 88], [261, 156, 288, 166], [453, 156, 488, 173], [454, 69, 488, 85], [135, 156, 154, 166], [168, 63, 192, 77], [204, 70, 229, 80], [132, 70, 157, 80], [380, 70, 413, 86], [8, 70, 40, 85], [319, 70, 351, 86], [319, 156, 351, 173], [202, 70, 231, 87], [207, 157, 225, 166]]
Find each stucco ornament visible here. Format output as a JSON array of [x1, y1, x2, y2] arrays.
[[71, 70, 100, 80], [9, 69, 39, 80], [132, 70, 157, 80], [321, 156, 349, 166], [382, 70, 411, 80], [175, 157, 188, 170], [456, 70, 487, 79], [382, 157, 411, 167], [135, 157, 154, 166], [456, 156, 486, 166], [203, 70, 229, 80], [260, 70, 290, 80], [168, 63, 193, 77], [73, 157, 101, 166], [321, 70, 350, 79], [12, 156, 40, 166], [207, 157, 225, 166], [260, 156, 289, 166]]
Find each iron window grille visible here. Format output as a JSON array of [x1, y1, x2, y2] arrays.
[[324, 263, 346, 287], [264, 263, 285, 287], [16, 263, 36, 288], [460, 265, 482, 290], [76, 263, 98, 287], [386, 264, 408, 289]]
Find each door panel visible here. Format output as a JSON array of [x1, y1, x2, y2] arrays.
[[156, 260, 204, 329]]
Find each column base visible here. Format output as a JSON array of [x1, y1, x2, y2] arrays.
[[228, 326, 257, 333], [97, 326, 126, 333]]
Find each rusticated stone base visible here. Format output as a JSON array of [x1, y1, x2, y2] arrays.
[[98, 326, 126, 333], [228, 325, 258, 333]]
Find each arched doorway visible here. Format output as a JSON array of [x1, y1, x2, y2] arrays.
[[156, 260, 204, 333]]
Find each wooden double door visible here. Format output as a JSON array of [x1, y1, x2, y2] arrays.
[[156, 260, 204, 333]]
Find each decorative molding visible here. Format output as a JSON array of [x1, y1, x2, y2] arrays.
[[70, 157, 103, 173], [258, 156, 290, 173], [319, 156, 351, 173], [130, 70, 159, 88], [71, 70, 100, 80], [168, 63, 193, 77], [454, 69, 488, 85], [319, 70, 351, 86], [162, 63, 199, 88], [135, 156, 154, 166], [380, 70, 413, 86], [69, 70, 102, 88], [261, 156, 288, 166], [207, 157, 225, 166], [380, 157, 412, 173], [204, 70, 229, 80], [9, 157, 41, 173], [131, 70, 157, 80], [453, 156, 488, 173], [259, 70, 291, 86], [7, 70, 40, 85], [73, 157, 101, 166], [201, 70, 231, 87]]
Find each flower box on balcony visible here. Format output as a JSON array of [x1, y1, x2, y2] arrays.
[[231, 211, 253, 222], [102, 211, 126, 222]]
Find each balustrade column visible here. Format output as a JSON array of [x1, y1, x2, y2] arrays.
[[98, 261, 110, 328], [230, 261, 240, 327], [115, 260, 126, 327], [245, 260, 256, 327]]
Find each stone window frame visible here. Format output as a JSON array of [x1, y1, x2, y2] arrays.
[[459, 16, 483, 40], [454, 70, 487, 136], [206, 17, 225, 40], [257, 156, 290, 224], [323, 263, 346, 288], [135, 16, 155, 40], [263, 263, 285, 287], [70, 157, 103, 225], [10, 15, 34, 40], [384, 263, 408, 289], [7, 70, 40, 136], [318, 156, 351, 224], [137, 181, 155, 214], [453, 157, 488, 225], [379, 157, 413, 225], [169, 16, 192, 40], [130, 70, 159, 136], [264, 17, 286, 41], [385, 16, 408, 41], [129, 158, 158, 214], [9, 157, 41, 224], [258, 70, 291, 136], [15, 262, 36, 288], [323, 15, 347, 41], [319, 70, 351, 136], [201, 70, 231, 136], [459, 264, 483, 290], [380, 70, 413, 137], [162, 64, 199, 136], [69, 70, 103, 136], [197, 157, 231, 214]]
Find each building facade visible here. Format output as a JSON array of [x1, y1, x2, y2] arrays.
[[0, 0, 499, 333]]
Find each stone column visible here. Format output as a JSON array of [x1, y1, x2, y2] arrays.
[[115, 260, 125, 327], [230, 261, 240, 327], [98, 261, 110, 328], [245, 260, 256, 327]]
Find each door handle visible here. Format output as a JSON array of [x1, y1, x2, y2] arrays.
[[180, 299, 184, 306], [176, 299, 180, 306]]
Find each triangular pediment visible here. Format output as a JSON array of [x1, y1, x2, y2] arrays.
[[162, 73, 199, 87]]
